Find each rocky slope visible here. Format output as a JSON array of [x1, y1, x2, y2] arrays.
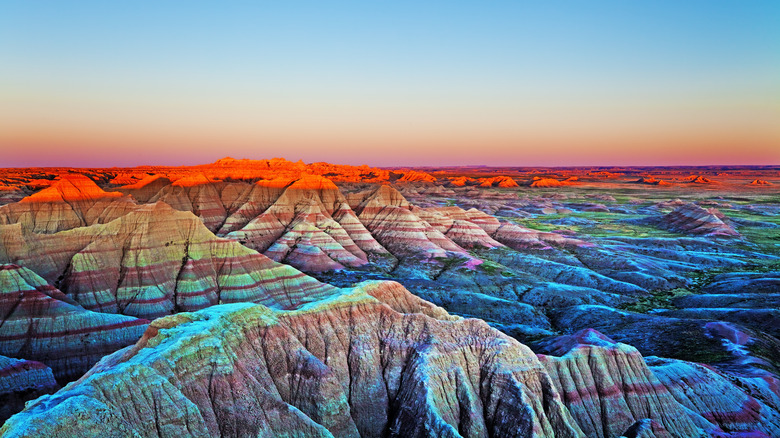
[[0, 355, 58, 423], [225, 175, 385, 272], [7, 281, 774, 437], [0, 264, 148, 382], [658, 203, 739, 237], [0, 174, 137, 233], [1, 203, 337, 320]]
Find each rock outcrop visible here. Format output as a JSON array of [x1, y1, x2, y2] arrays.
[[1, 203, 338, 320], [397, 170, 437, 183], [479, 176, 519, 188], [536, 329, 703, 438], [0, 355, 59, 423], [529, 178, 567, 188], [225, 175, 387, 272], [0, 264, 148, 381], [0, 174, 137, 233], [659, 203, 739, 237], [0, 281, 587, 437], [683, 175, 717, 184], [635, 177, 671, 186]]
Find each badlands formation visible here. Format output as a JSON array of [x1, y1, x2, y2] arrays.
[[0, 158, 779, 437]]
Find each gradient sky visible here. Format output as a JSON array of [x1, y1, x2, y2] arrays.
[[1, 1, 779, 167]]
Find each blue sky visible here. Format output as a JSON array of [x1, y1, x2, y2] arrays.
[[1, 1, 778, 166]]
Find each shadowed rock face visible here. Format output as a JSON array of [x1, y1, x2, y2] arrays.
[[0, 355, 59, 423], [536, 329, 702, 438], [0, 264, 148, 382], [647, 356, 780, 437]]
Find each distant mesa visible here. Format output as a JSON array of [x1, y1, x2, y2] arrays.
[[635, 176, 672, 186], [587, 171, 622, 178], [529, 177, 576, 188], [479, 176, 519, 188], [198, 157, 392, 183], [448, 176, 476, 187], [397, 170, 437, 183], [682, 175, 718, 184]]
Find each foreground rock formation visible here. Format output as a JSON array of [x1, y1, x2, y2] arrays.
[[7, 281, 778, 437]]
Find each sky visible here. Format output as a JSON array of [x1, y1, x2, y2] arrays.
[[1, 1, 779, 167]]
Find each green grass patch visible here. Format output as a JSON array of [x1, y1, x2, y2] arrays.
[[618, 288, 694, 313]]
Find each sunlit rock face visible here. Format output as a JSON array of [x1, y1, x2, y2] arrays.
[[0, 174, 137, 233]]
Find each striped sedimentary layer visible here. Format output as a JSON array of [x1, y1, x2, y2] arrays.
[[353, 185, 470, 261], [226, 175, 384, 271], [411, 206, 504, 249], [414, 204, 590, 252], [0, 355, 59, 422], [0, 264, 148, 382], [648, 356, 780, 437], [660, 203, 739, 237], [1, 203, 338, 320], [1, 281, 588, 437], [537, 329, 704, 438], [6, 282, 770, 437], [136, 173, 389, 273], [0, 174, 137, 234], [149, 174, 229, 232]]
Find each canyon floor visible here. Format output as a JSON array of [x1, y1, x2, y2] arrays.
[[0, 158, 778, 437]]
